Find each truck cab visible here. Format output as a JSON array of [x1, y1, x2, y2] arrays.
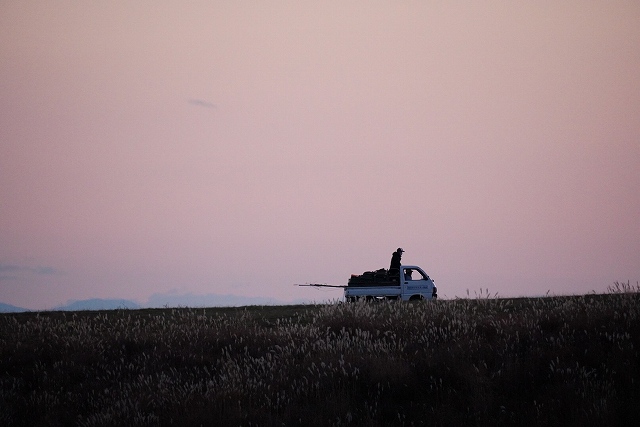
[[344, 265, 437, 302], [400, 266, 437, 300]]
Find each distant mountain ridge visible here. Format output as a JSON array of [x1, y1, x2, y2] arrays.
[[54, 299, 141, 311], [0, 302, 28, 313], [145, 292, 287, 308], [0, 293, 316, 313]]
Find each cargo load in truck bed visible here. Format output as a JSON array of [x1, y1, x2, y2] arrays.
[[347, 268, 400, 287]]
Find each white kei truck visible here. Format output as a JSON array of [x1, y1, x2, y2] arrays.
[[344, 265, 437, 302], [299, 265, 437, 302]]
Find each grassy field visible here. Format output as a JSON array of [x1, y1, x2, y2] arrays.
[[1, 284, 639, 426]]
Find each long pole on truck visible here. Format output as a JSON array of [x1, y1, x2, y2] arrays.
[[296, 284, 347, 288]]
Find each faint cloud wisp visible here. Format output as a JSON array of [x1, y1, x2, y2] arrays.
[[0, 263, 59, 281], [188, 99, 216, 109]]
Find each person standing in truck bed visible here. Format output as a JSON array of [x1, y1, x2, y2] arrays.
[[389, 248, 404, 275]]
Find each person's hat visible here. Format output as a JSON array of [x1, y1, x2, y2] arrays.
[[397, 248, 404, 252]]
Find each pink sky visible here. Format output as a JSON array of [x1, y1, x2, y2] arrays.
[[2, 1, 639, 310]]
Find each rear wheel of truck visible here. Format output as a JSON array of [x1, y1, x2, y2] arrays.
[[409, 294, 424, 301]]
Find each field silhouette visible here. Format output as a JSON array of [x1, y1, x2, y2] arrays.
[[1, 285, 639, 426]]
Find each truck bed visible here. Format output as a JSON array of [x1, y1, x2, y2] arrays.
[[344, 285, 402, 296], [346, 280, 399, 288]]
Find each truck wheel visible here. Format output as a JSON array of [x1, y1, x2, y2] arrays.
[[409, 295, 424, 301]]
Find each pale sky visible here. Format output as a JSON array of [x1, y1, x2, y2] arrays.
[[2, 1, 639, 310]]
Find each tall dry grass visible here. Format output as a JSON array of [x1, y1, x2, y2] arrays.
[[1, 285, 639, 426]]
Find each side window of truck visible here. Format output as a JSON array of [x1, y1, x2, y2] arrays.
[[404, 268, 430, 282]]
